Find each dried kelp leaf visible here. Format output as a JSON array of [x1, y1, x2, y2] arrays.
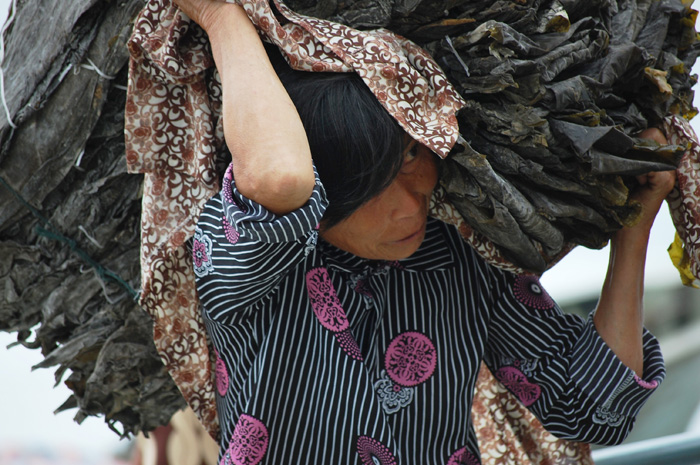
[[549, 120, 621, 158], [33, 319, 119, 371], [587, 148, 678, 176], [536, 0, 570, 33], [606, 103, 649, 133], [451, 20, 548, 57], [440, 166, 548, 270], [597, 43, 651, 88], [433, 0, 696, 269], [629, 138, 687, 162], [411, 18, 476, 41], [449, 71, 517, 94], [329, 0, 392, 28], [558, 0, 616, 24], [75, 310, 185, 432], [645, 68, 674, 94], [583, 173, 631, 207], [516, 182, 609, 229], [537, 28, 610, 82], [460, 100, 549, 145], [446, 139, 564, 258], [542, 75, 603, 112], [469, 134, 591, 196], [634, 1, 686, 54]]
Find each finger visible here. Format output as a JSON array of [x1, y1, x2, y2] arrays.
[[630, 170, 676, 205], [172, 0, 226, 31], [635, 173, 649, 186], [636, 127, 668, 145], [655, 170, 677, 196], [647, 170, 676, 189]]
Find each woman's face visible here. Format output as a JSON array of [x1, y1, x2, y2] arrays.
[[320, 139, 438, 261]]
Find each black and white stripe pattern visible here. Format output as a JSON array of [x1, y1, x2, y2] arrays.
[[194, 171, 665, 465]]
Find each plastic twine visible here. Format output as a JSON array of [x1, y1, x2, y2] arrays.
[[0, 173, 140, 301]]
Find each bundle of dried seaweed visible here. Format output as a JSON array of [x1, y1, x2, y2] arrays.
[[0, 0, 184, 437], [286, 0, 699, 271]]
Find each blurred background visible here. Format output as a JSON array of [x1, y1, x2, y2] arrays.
[[1, 0, 700, 463]]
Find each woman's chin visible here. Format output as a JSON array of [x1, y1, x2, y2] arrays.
[[380, 230, 426, 261]]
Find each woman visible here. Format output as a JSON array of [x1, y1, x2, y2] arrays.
[[180, 0, 673, 463]]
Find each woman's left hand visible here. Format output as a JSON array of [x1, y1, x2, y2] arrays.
[[627, 170, 676, 233], [626, 128, 677, 235]]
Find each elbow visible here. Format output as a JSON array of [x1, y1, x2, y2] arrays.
[[265, 168, 316, 214], [235, 160, 315, 215]]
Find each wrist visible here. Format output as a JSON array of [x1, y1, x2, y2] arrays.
[[200, 4, 254, 49], [611, 225, 650, 255], [206, 5, 264, 80]]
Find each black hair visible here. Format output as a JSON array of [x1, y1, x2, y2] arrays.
[[266, 44, 405, 227]]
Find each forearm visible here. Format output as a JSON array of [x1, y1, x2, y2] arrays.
[[485, 267, 664, 445], [592, 128, 675, 376], [179, 2, 314, 214], [593, 227, 649, 376]]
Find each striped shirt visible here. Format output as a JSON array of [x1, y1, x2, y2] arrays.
[[193, 165, 665, 465]]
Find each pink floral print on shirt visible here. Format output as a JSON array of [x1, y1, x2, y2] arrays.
[[385, 331, 437, 387], [512, 275, 555, 310], [356, 436, 398, 465], [448, 446, 481, 465], [495, 366, 542, 407], [192, 229, 214, 277], [306, 267, 363, 360], [221, 414, 269, 465], [214, 349, 229, 397]]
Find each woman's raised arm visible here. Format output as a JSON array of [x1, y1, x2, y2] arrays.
[[593, 128, 676, 376], [174, 0, 315, 215]]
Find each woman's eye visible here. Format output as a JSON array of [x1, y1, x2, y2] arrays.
[[404, 144, 418, 163], [400, 142, 421, 174]]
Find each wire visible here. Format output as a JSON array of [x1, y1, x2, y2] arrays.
[[0, 174, 140, 301]]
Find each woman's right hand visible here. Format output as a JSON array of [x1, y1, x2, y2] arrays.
[[172, 0, 228, 33]]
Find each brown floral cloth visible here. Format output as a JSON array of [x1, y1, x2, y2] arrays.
[[126, 0, 221, 431], [663, 117, 700, 287], [471, 364, 593, 465], [124, 0, 700, 460]]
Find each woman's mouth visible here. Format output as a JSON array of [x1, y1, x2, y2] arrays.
[[393, 222, 425, 244]]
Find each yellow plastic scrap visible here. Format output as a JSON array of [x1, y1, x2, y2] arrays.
[[668, 233, 699, 288], [644, 68, 673, 94]]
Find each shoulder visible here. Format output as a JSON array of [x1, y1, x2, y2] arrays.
[[427, 218, 486, 268], [424, 218, 510, 294]]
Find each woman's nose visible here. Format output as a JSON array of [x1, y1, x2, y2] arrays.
[[389, 176, 423, 220]]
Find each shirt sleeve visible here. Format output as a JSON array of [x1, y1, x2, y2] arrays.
[[481, 262, 665, 446], [193, 163, 328, 322]]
